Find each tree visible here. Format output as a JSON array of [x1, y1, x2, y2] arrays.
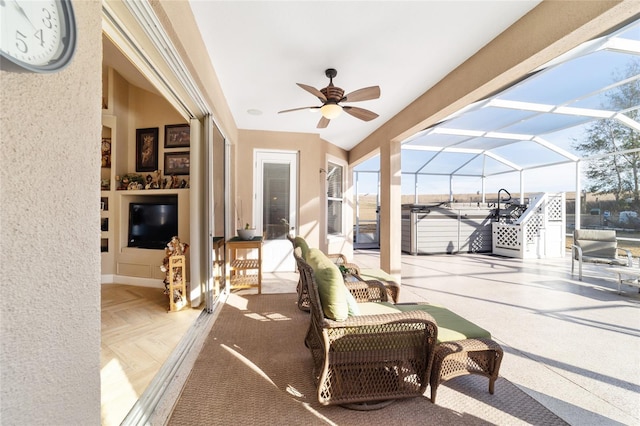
[[573, 59, 640, 209]]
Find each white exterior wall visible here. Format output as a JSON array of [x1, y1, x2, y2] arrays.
[[0, 1, 103, 424]]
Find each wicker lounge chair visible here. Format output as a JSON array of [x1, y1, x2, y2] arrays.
[[297, 247, 438, 408], [287, 235, 400, 311], [291, 240, 502, 405]]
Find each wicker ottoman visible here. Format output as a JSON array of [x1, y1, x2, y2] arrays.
[[430, 337, 503, 403]]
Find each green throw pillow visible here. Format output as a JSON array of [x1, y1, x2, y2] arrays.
[[306, 248, 348, 321], [294, 236, 310, 260], [345, 287, 360, 316]]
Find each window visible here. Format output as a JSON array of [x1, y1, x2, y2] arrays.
[[327, 161, 343, 236]]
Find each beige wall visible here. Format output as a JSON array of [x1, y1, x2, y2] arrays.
[[101, 72, 192, 285], [127, 85, 187, 176], [0, 1, 102, 424], [237, 130, 352, 256]]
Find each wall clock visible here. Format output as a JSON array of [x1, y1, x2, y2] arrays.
[[0, 0, 76, 73]]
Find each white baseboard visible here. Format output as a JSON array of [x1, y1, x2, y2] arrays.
[[101, 274, 165, 289], [101, 274, 115, 284]]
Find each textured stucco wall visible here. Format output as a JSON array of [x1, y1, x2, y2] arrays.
[[0, 1, 103, 424]]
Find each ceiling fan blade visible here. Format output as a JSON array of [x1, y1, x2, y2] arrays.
[[297, 83, 327, 102], [342, 106, 379, 122], [317, 116, 330, 128], [278, 106, 319, 114], [343, 86, 380, 103]]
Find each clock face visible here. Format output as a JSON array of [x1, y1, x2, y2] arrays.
[[0, 0, 76, 73]]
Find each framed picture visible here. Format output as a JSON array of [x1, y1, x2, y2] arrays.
[[164, 151, 190, 175], [165, 124, 190, 148], [136, 128, 159, 172]]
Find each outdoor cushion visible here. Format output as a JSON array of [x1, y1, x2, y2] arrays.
[[345, 287, 360, 316], [358, 268, 395, 283], [576, 241, 617, 259], [573, 230, 617, 259], [306, 248, 348, 321], [357, 302, 491, 343], [294, 236, 310, 260], [581, 255, 627, 265]]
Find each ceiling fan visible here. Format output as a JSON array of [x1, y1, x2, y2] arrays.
[[278, 68, 380, 128]]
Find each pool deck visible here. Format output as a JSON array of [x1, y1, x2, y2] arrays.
[[344, 250, 640, 425]]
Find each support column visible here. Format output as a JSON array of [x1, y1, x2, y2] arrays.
[[575, 161, 581, 230], [380, 139, 402, 281], [520, 170, 525, 204], [449, 175, 453, 202]]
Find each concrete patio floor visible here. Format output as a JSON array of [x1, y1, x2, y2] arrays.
[[330, 249, 640, 426]]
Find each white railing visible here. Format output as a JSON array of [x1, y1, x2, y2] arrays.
[[492, 193, 566, 259]]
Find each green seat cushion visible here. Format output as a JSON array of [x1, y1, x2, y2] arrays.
[[306, 248, 348, 321], [358, 268, 396, 282], [294, 236, 310, 260], [357, 302, 491, 343], [357, 302, 401, 316]]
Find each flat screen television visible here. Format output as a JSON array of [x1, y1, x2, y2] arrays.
[[128, 202, 178, 249]]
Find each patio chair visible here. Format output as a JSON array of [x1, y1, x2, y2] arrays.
[[298, 247, 438, 409], [571, 229, 633, 281], [299, 244, 503, 404]]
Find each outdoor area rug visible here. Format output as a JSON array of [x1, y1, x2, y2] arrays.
[[168, 293, 567, 425]]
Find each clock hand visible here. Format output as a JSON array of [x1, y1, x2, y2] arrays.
[[9, 0, 36, 29]]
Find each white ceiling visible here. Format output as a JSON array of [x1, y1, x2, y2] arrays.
[[188, 1, 541, 150]]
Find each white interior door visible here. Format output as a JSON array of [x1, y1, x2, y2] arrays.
[[254, 150, 297, 272]]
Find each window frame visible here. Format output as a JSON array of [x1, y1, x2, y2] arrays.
[[326, 157, 346, 238]]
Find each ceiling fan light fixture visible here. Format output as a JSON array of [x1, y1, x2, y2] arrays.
[[321, 103, 342, 119], [280, 69, 380, 128]]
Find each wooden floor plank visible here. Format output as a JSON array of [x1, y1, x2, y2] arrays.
[[101, 284, 202, 426]]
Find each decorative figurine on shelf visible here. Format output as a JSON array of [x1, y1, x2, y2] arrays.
[[119, 173, 145, 190], [161, 236, 190, 310], [119, 175, 129, 190], [152, 170, 162, 189]]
